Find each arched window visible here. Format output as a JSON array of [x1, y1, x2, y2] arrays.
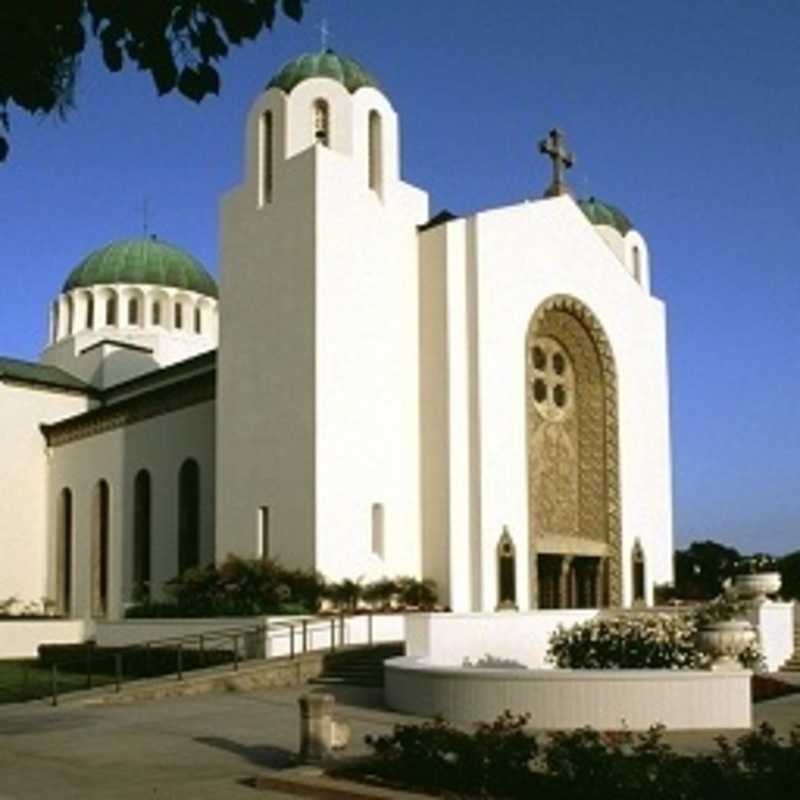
[[632, 540, 646, 605], [259, 110, 273, 205], [128, 297, 139, 326], [86, 295, 95, 329], [106, 293, 118, 326], [56, 488, 73, 615], [178, 459, 200, 574], [66, 296, 75, 335], [496, 527, 517, 610], [174, 302, 183, 330], [313, 99, 330, 146], [368, 110, 383, 193], [91, 480, 110, 617], [632, 246, 642, 283], [152, 301, 162, 326], [133, 470, 151, 601], [194, 307, 202, 334], [371, 503, 385, 558]]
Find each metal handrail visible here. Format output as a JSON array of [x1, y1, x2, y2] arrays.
[[22, 610, 390, 706]]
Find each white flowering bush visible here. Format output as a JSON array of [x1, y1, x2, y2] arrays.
[[547, 606, 764, 670], [547, 613, 707, 669]]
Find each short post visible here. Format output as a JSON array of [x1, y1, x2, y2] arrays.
[[302, 620, 308, 654], [232, 635, 239, 671], [114, 652, 123, 693], [176, 644, 183, 681], [50, 665, 59, 707], [86, 640, 94, 690], [199, 635, 206, 667], [330, 618, 336, 652], [298, 693, 335, 763], [289, 624, 295, 659], [367, 612, 373, 646], [339, 612, 345, 646]]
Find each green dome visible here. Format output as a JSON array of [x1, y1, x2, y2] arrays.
[[63, 238, 218, 298], [266, 48, 380, 94], [577, 197, 633, 236]]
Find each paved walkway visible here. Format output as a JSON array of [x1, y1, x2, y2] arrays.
[[1, 683, 799, 799]]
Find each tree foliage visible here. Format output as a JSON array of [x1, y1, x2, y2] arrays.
[[0, 1, 305, 160]]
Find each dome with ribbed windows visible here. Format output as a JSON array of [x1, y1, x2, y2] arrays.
[[63, 238, 218, 298], [266, 48, 380, 94], [577, 197, 633, 236]]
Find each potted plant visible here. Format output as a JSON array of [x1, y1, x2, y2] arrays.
[[693, 596, 760, 670], [732, 554, 781, 603]]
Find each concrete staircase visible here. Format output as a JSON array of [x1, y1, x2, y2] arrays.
[[314, 642, 404, 688]]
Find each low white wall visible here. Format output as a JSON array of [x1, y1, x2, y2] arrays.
[[385, 657, 752, 730], [406, 611, 598, 668], [746, 601, 795, 672], [96, 614, 406, 658], [0, 620, 92, 659]]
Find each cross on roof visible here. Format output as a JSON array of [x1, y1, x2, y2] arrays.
[[318, 18, 331, 49], [539, 128, 574, 198]]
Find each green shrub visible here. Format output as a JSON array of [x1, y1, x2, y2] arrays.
[[360, 717, 800, 799]]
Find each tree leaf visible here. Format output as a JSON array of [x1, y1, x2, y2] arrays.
[[151, 58, 178, 95], [282, 0, 305, 22], [102, 39, 124, 72], [196, 63, 220, 96], [177, 66, 205, 102], [0, 134, 8, 162]]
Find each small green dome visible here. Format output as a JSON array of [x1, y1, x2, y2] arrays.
[[266, 48, 380, 94], [577, 197, 633, 236], [63, 238, 218, 298]]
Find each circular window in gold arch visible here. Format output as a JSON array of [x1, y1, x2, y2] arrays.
[[529, 336, 575, 422]]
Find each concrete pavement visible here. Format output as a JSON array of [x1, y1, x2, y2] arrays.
[[1, 682, 799, 799]]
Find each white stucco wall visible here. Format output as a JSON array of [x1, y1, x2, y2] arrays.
[[218, 78, 428, 583], [47, 399, 216, 620], [0, 382, 89, 607], [420, 196, 673, 611]]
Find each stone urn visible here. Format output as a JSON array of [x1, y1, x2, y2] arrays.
[[697, 619, 756, 671], [733, 571, 782, 603]]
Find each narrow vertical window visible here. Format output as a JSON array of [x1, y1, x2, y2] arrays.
[[497, 527, 517, 610], [371, 503, 385, 558], [194, 307, 202, 334], [52, 302, 60, 342], [128, 298, 139, 325], [133, 470, 151, 601], [57, 488, 73, 616], [91, 480, 110, 617], [368, 110, 383, 193], [632, 246, 642, 283], [86, 295, 95, 329], [67, 296, 75, 335], [174, 302, 183, 330], [259, 110, 273, 206], [178, 459, 200, 574], [259, 506, 270, 560], [313, 99, 330, 146], [106, 293, 118, 326], [632, 540, 646, 605], [152, 301, 162, 326]]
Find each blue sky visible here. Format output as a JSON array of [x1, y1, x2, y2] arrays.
[[2, 1, 799, 555]]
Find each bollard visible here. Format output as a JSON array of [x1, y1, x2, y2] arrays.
[[302, 619, 308, 653], [114, 652, 123, 692], [368, 612, 373, 646], [298, 693, 335, 763], [176, 644, 183, 681], [50, 665, 59, 707], [330, 618, 336, 652]]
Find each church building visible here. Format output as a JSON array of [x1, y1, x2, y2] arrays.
[[0, 50, 673, 619]]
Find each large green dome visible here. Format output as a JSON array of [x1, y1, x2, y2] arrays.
[[63, 238, 218, 298], [266, 48, 380, 94], [577, 197, 633, 236]]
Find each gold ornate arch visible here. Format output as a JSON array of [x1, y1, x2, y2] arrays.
[[526, 294, 621, 607]]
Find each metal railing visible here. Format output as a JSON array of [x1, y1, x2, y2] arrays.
[[1, 611, 390, 707]]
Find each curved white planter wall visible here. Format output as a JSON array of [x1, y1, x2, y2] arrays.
[[385, 657, 752, 730]]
